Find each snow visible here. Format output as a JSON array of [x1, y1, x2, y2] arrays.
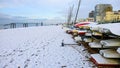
[[0, 26, 94, 68]]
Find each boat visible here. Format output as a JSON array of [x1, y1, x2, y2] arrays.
[[89, 41, 110, 48], [90, 23, 120, 36], [99, 49, 120, 58], [90, 54, 120, 68], [100, 39, 120, 47], [117, 47, 120, 54]]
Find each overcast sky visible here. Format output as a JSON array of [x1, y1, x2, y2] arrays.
[[0, 0, 120, 24]]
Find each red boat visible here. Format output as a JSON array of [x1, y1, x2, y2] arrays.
[[74, 22, 90, 28]]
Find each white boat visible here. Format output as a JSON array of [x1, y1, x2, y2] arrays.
[[99, 49, 120, 58], [89, 41, 109, 48], [92, 31, 102, 36], [117, 47, 120, 54], [85, 32, 92, 36], [91, 54, 120, 66], [100, 39, 120, 47], [90, 26, 100, 32], [84, 37, 93, 43], [74, 36, 82, 42], [90, 23, 120, 36]]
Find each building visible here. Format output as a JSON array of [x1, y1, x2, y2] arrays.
[[89, 11, 94, 18], [104, 11, 120, 23], [94, 4, 113, 23], [78, 18, 86, 22], [86, 18, 94, 22], [88, 11, 95, 22]]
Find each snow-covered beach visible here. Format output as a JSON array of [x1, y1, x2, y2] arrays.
[[0, 26, 94, 68]]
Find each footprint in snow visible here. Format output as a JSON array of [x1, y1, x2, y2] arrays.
[[36, 47, 39, 49], [18, 66, 21, 68], [4, 51, 7, 54], [35, 61, 38, 66], [47, 42, 49, 44], [19, 50, 23, 52], [24, 59, 30, 68], [24, 64, 28, 68], [3, 64, 8, 68], [43, 55, 45, 57], [24, 59, 30, 64], [10, 58, 14, 63], [35, 54, 38, 56], [43, 47, 45, 50], [10, 53, 15, 56], [18, 54, 23, 56], [31, 54, 38, 57], [61, 66, 67, 68], [62, 56, 64, 58], [0, 53, 14, 57], [40, 42, 43, 44], [35, 61, 37, 63], [37, 50, 40, 52], [25, 44, 29, 46], [13, 50, 16, 52], [58, 62, 61, 64], [31, 54, 34, 56]]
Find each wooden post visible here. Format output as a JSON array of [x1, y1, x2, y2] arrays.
[[10, 23, 16, 28], [61, 40, 64, 47], [10, 23, 12, 28], [36, 23, 38, 26], [41, 22, 43, 26], [26, 23, 28, 27], [14, 23, 16, 28], [23, 23, 25, 27]]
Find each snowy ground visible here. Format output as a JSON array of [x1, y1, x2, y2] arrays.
[[0, 26, 95, 68]]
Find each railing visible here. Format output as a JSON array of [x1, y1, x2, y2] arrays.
[[4, 23, 43, 28], [0, 23, 62, 29]]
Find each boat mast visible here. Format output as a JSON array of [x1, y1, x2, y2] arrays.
[[74, 0, 81, 24], [67, 5, 74, 27]]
